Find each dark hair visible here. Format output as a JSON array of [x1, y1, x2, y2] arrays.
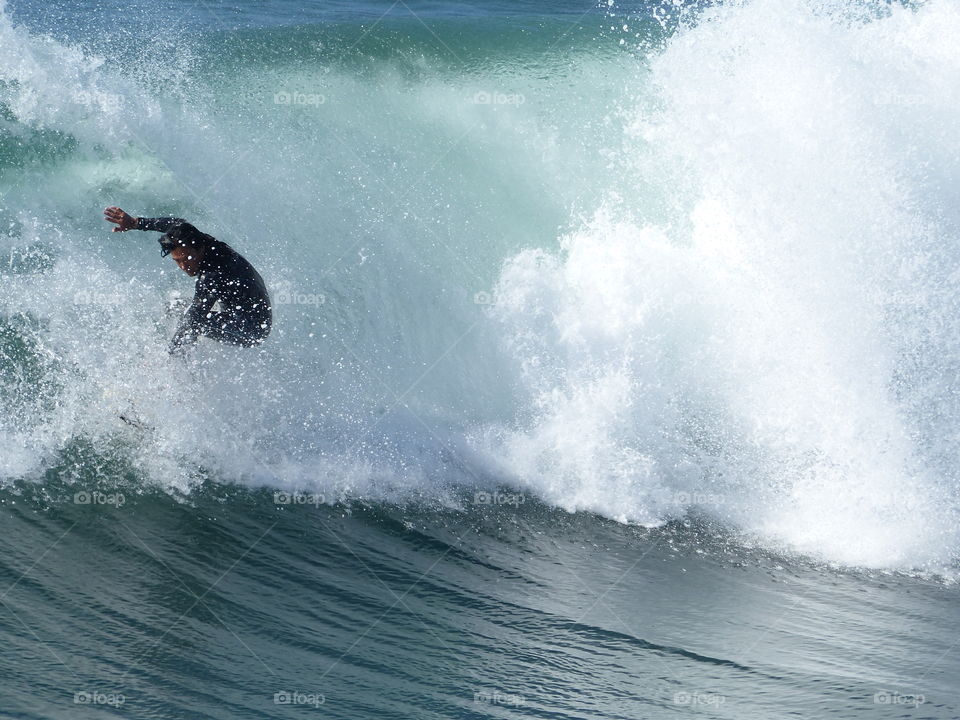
[[158, 221, 215, 257]]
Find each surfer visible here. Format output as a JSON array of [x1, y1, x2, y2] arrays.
[[103, 207, 272, 354]]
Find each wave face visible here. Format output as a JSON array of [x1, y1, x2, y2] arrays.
[[1, 0, 959, 573]]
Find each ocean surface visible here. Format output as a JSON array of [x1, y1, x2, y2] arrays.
[[2, 0, 960, 717]]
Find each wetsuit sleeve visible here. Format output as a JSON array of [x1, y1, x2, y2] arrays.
[[137, 217, 187, 233], [169, 275, 217, 355]]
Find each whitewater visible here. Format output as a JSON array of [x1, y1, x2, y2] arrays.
[[3, 0, 958, 571]]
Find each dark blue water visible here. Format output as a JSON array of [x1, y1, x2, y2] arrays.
[[3, 478, 958, 719]]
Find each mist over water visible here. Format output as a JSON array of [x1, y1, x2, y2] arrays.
[[1, 0, 959, 575]]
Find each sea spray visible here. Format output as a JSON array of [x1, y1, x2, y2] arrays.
[[483, 0, 960, 569]]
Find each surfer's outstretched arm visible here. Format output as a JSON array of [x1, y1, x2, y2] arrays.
[[136, 217, 188, 233], [104, 207, 186, 234]]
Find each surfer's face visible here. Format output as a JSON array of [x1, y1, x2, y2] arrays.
[[171, 246, 203, 276]]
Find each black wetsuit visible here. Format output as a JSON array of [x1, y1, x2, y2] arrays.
[[136, 217, 272, 353]]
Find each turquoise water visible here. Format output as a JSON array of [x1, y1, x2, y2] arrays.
[[2, 0, 960, 717]]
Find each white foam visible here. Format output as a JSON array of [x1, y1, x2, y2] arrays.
[[483, 0, 960, 570]]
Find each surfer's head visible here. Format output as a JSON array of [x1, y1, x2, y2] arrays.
[[170, 245, 204, 276], [159, 221, 212, 276]]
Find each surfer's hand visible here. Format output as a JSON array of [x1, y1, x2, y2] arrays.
[[104, 206, 138, 232]]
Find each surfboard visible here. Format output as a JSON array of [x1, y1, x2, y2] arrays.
[[119, 412, 152, 431], [102, 386, 153, 431]]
